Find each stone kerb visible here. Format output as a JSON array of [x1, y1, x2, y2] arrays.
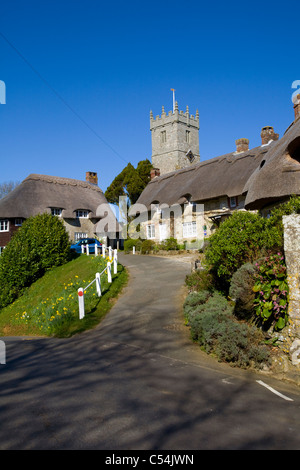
[[283, 214, 300, 366]]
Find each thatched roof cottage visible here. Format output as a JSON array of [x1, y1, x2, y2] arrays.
[[0, 171, 120, 250]]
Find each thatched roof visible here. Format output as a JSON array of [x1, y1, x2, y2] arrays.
[[136, 145, 269, 209], [244, 118, 300, 209], [0, 173, 111, 220]]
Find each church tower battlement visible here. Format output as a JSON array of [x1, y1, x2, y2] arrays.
[[150, 101, 200, 175]]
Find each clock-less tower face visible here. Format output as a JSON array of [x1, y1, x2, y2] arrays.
[[150, 102, 200, 175]]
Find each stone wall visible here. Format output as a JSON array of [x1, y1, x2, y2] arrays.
[[283, 214, 300, 366]]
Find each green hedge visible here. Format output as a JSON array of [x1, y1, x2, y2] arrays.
[[0, 213, 70, 308]]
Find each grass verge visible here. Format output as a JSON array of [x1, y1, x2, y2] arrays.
[[0, 254, 128, 337]]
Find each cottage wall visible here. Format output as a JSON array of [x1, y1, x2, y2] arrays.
[[63, 218, 97, 241], [0, 218, 24, 249], [141, 195, 246, 245]]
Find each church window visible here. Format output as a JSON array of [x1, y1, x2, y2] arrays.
[[161, 130, 166, 144], [186, 130, 190, 143]]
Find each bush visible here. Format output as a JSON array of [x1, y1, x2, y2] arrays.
[[184, 291, 270, 369], [124, 238, 142, 252], [0, 213, 70, 308], [160, 237, 180, 251], [253, 252, 289, 331], [205, 211, 280, 290], [140, 239, 155, 254], [185, 268, 214, 293], [229, 262, 258, 320]]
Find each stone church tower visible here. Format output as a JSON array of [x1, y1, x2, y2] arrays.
[[150, 101, 200, 175]]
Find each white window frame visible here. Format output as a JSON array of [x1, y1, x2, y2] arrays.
[[182, 221, 197, 238], [76, 210, 89, 218], [74, 232, 88, 241], [51, 208, 63, 217], [147, 224, 155, 239], [0, 220, 9, 232]]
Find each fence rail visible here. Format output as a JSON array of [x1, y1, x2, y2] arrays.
[[77, 247, 118, 319]]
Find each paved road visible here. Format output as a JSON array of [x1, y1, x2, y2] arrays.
[[0, 254, 300, 450]]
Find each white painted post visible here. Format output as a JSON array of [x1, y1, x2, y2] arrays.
[[102, 244, 106, 258], [86, 244, 89, 256], [95, 243, 98, 256], [78, 288, 85, 319], [114, 252, 117, 274], [133, 246, 135, 255], [107, 261, 112, 283], [108, 246, 112, 260], [96, 272, 101, 297], [0, 340, 6, 365], [81, 244, 85, 254]]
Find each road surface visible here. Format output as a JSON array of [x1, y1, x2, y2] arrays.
[[0, 254, 299, 450]]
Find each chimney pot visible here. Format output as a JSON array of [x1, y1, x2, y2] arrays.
[[261, 126, 279, 145], [86, 171, 98, 185], [150, 168, 160, 179], [235, 138, 249, 153], [294, 94, 300, 121]]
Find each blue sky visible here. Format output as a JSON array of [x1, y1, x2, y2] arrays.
[[0, 0, 299, 192]]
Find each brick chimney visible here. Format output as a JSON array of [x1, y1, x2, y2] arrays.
[[86, 171, 98, 185], [294, 94, 300, 121], [261, 126, 279, 145], [235, 138, 249, 153], [150, 168, 160, 179]]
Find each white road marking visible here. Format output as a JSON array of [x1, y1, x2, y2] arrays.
[[256, 380, 294, 401]]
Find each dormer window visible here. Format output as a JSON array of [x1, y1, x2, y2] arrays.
[[288, 136, 300, 164], [228, 196, 238, 209], [51, 208, 62, 217], [76, 210, 89, 218]]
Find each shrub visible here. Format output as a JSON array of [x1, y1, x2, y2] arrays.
[[160, 237, 180, 251], [0, 213, 70, 308], [253, 252, 289, 331], [183, 290, 211, 320], [185, 268, 214, 293], [205, 211, 280, 290], [124, 238, 142, 252], [229, 262, 258, 320], [140, 239, 155, 254], [184, 291, 270, 369]]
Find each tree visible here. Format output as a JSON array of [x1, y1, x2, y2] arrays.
[[0, 181, 19, 199], [105, 159, 152, 206]]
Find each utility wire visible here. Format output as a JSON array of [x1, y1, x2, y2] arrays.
[[0, 30, 129, 165]]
